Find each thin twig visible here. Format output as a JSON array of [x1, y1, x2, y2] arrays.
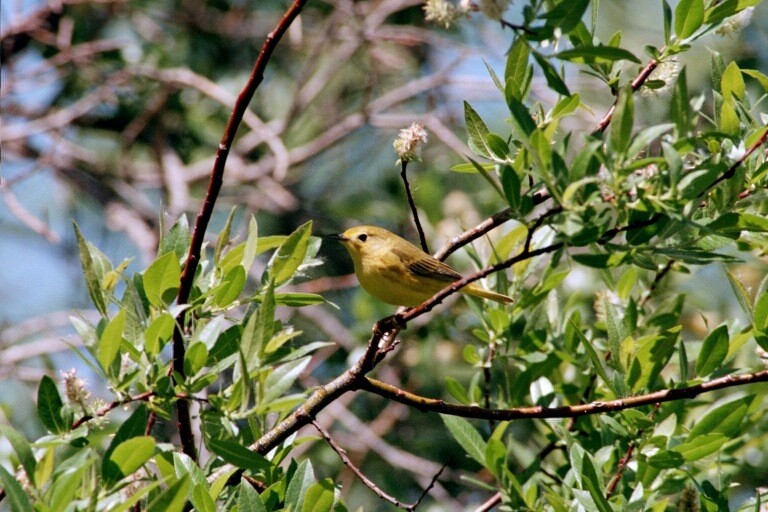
[[412, 464, 447, 510], [593, 54, 661, 135], [701, 126, 768, 194], [604, 403, 660, 498], [71, 391, 154, 429], [313, 420, 443, 511], [400, 160, 429, 252], [639, 259, 674, 308], [312, 421, 412, 510], [499, 19, 534, 35]]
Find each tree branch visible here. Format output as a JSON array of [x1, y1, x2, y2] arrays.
[[360, 369, 768, 420], [169, 0, 310, 463], [593, 55, 660, 135]]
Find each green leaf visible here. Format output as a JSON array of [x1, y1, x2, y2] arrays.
[[540, 0, 589, 34], [720, 100, 740, 135], [754, 292, 768, 331], [483, 59, 503, 92], [674, 433, 728, 461], [742, 68, 768, 92], [721, 61, 745, 100], [551, 93, 580, 119], [445, 376, 472, 404], [0, 464, 33, 512], [504, 37, 531, 100], [246, 280, 276, 368], [627, 333, 676, 392], [486, 133, 510, 160], [572, 252, 628, 268], [184, 342, 208, 376], [302, 479, 337, 512], [671, 68, 690, 133], [208, 437, 271, 472], [500, 165, 521, 209], [484, 437, 507, 478], [569, 321, 617, 396], [533, 52, 570, 96], [238, 481, 267, 512], [507, 95, 537, 137], [648, 450, 685, 469], [105, 436, 155, 484], [286, 460, 316, 512], [190, 484, 216, 512], [695, 324, 729, 377], [159, 215, 191, 260], [143, 251, 181, 307], [675, 0, 704, 39], [569, 444, 612, 512], [214, 207, 237, 265], [103, 404, 149, 481], [707, 212, 768, 235], [265, 221, 312, 287], [464, 101, 492, 158], [451, 162, 495, 173], [98, 308, 126, 370], [243, 216, 259, 271], [147, 474, 190, 512], [144, 313, 174, 357], [466, 157, 506, 199], [556, 46, 641, 64], [726, 269, 752, 318], [73, 223, 108, 317], [0, 425, 36, 487], [704, 0, 762, 25], [271, 292, 326, 307], [441, 414, 486, 466], [262, 357, 312, 404], [37, 375, 68, 434], [677, 165, 724, 199], [213, 264, 247, 307], [652, 248, 741, 264], [609, 86, 634, 155], [689, 396, 752, 439]]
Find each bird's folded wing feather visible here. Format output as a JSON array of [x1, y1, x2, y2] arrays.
[[398, 251, 462, 282]]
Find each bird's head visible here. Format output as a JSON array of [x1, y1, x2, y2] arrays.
[[328, 225, 393, 262]]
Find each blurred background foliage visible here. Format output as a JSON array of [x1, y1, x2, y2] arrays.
[[2, 0, 768, 509]]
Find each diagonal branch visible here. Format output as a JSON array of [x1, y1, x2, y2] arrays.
[[593, 53, 662, 135], [169, 0, 310, 462]]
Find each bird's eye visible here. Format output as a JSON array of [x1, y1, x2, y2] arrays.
[[357, 233, 368, 242]]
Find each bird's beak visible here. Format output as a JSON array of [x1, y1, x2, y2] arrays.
[[324, 233, 349, 242]]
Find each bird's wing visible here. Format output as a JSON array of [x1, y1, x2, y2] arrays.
[[394, 249, 462, 283]]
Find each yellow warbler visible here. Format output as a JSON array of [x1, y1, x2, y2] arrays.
[[330, 225, 514, 307]]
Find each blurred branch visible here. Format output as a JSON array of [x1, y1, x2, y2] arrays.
[[0, 177, 61, 243], [0, 72, 126, 141]]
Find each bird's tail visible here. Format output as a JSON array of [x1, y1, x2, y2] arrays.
[[463, 284, 515, 304]]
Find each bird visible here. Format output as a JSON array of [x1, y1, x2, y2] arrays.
[[329, 225, 514, 307]]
